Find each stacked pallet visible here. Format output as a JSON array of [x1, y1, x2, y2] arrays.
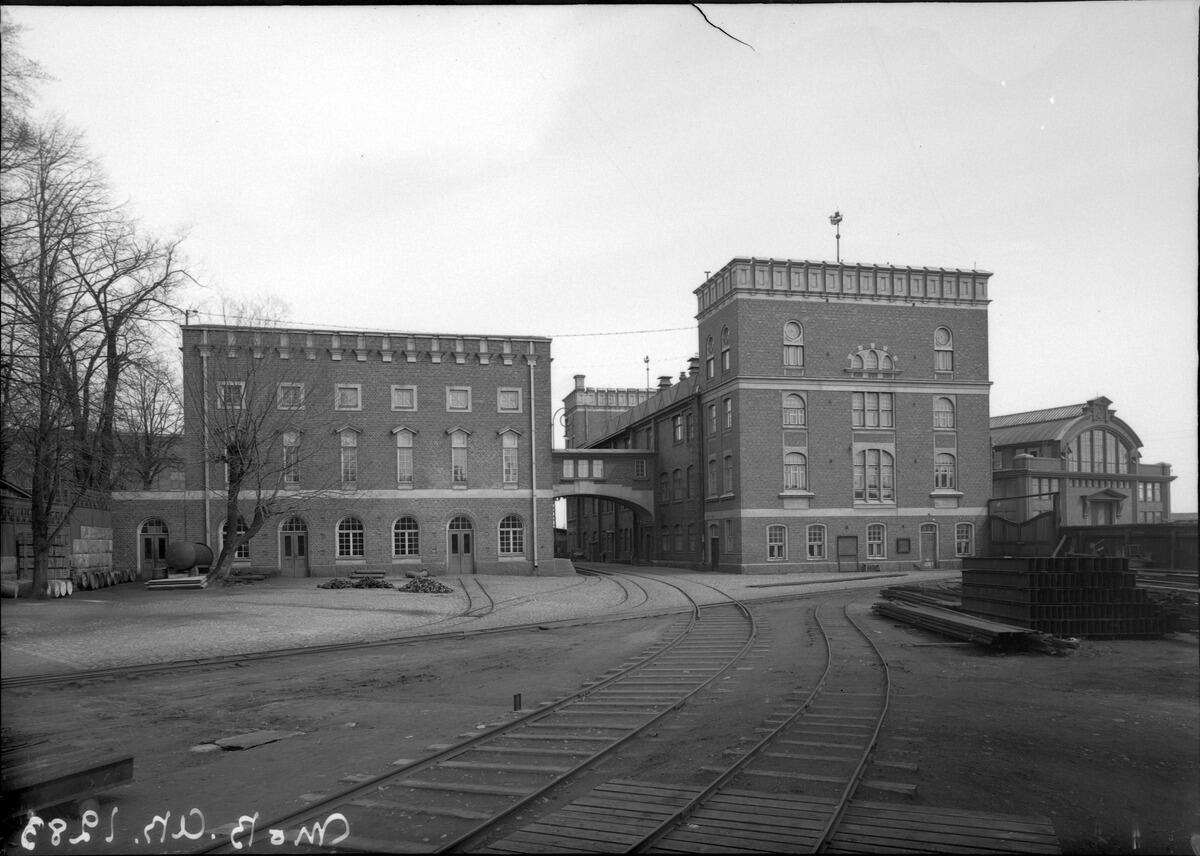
[[961, 557, 1165, 639], [872, 599, 1038, 649]]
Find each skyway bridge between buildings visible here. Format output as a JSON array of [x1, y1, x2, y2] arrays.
[[552, 449, 656, 519]]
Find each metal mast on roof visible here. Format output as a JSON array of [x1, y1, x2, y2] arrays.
[[829, 210, 843, 263]]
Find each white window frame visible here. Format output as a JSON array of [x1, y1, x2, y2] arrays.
[[393, 517, 419, 557], [499, 514, 525, 555], [934, 453, 957, 490], [783, 393, 806, 426], [497, 388, 522, 413], [783, 452, 807, 491], [451, 430, 469, 485], [395, 429, 414, 486], [391, 385, 417, 411], [767, 524, 787, 561], [806, 524, 826, 560], [334, 383, 362, 411], [282, 432, 301, 485], [934, 397, 955, 429], [867, 523, 886, 558], [955, 522, 975, 557], [217, 381, 245, 411], [502, 431, 519, 485], [340, 429, 359, 484], [336, 517, 364, 558]]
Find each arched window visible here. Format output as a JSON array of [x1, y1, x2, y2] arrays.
[[933, 397, 955, 429], [806, 524, 826, 559], [864, 350, 879, 371], [934, 327, 954, 372], [849, 348, 897, 376], [720, 326, 731, 371], [394, 429, 414, 485], [499, 515, 524, 555], [767, 524, 787, 561], [1069, 429, 1131, 474], [705, 336, 715, 378], [783, 321, 804, 367], [854, 449, 895, 502], [934, 453, 957, 489], [222, 518, 250, 560], [336, 517, 364, 558], [672, 468, 683, 500], [955, 523, 975, 557], [867, 523, 886, 558], [783, 452, 808, 491], [393, 517, 419, 557], [783, 393, 806, 426]]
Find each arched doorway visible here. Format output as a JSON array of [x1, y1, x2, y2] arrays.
[[279, 517, 309, 577], [138, 519, 169, 575], [920, 522, 939, 569], [447, 516, 475, 574]]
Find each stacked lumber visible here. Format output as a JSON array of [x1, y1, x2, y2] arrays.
[[872, 600, 1038, 649], [961, 556, 1166, 638]]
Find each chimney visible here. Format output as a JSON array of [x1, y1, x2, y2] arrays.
[[574, 374, 586, 391], [658, 375, 672, 390], [688, 356, 700, 376]]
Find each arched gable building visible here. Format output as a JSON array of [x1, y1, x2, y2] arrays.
[[990, 396, 1174, 531]]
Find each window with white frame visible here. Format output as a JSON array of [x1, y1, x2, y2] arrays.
[[334, 384, 362, 411], [337, 517, 364, 557], [451, 430, 469, 485], [391, 385, 417, 411], [852, 392, 894, 428], [783, 321, 804, 367], [783, 393, 806, 426], [705, 336, 715, 379], [282, 432, 300, 485], [850, 348, 896, 375], [395, 430, 414, 485], [591, 459, 604, 479], [955, 523, 974, 557], [502, 432, 519, 485], [934, 397, 955, 428], [393, 517, 419, 556], [767, 524, 787, 560], [217, 381, 245, 411], [934, 453, 957, 489], [277, 383, 304, 410], [724, 397, 733, 429], [497, 388, 522, 413], [867, 523, 886, 558], [499, 515, 524, 554], [934, 327, 954, 372], [806, 524, 826, 559], [222, 518, 250, 560], [720, 327, 730, 371], [561, 459, 575, 479], [854, 449, 895, 502], [783, 452, 808, 491], [340, 429, 359, 484], [672, 415, 683, 443], [446, 387, 471, 412]]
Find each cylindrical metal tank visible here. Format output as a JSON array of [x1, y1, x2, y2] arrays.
[[165, 541, 214, 573]]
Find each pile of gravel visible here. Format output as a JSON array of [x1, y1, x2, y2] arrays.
[[317, 577, 396, 590], [398, 577, 455, 594]]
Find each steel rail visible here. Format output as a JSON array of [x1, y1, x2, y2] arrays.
[[196, 571, 755, 855]]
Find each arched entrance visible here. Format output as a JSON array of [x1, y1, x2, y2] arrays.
[[447, 516, 475, 574], [279, 517, 309, 577], [138, 518, 169, 575]]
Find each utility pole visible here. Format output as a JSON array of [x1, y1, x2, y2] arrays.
[[644, 356, 650, 393], [829, 210, 843, 263]]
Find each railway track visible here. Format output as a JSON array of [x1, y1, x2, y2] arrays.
[[201, 571, 756, 854], [480, 595, 892, 854]]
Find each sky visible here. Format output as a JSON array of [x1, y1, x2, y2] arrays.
[[10, 4, 1198, 512]]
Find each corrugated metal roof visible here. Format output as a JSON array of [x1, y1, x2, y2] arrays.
[[989, 403, 1087, 429], [990, 419, 1080, 447], [584, 375, 701, 446]]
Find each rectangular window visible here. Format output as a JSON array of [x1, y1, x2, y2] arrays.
[[283, 442, 300, 485], [446, 387, 471, 412], [707, 459, 717, 496], [634, 459, 646, 479], [807, 525, 826, 559], [395, 433, 413, 485], [852, 392, 894, 428], [784, 344, 804, 367], [277, 383, 304, 410], [955, 523, 975, 557], [391, 386, 417, 411], [563, 459, 576, 479], [340, 437, 358, 484], [725, 519, 736, 550], [767, 526, 786, 561], [498, 388, 522, 413], [335, 384, 362, 411], [502, 434, 519, 484], [592, 459, 604, 479], [867, 525, 886, 558], [723, 455, 733, 494], [578, 459, 590, 479], [451, 432, 468, 484], [708, 404, 718, 434], [673, 415, 683, 443], [724, 397, 733, 429], [217, 382, 245, 410]]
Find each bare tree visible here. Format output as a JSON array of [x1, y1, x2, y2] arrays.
[[113, 352, 183, 490], [187, 349, 334, 584]]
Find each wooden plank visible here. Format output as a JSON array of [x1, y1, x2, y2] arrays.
[[540, 811, 657, 835], [685, 807, 827, 834], [496, 831, 615, 853], [847, 801, 1057, 834], [719, 788, 840, 807], [831, 829, 1059, 855], [345, 797, 493, 821], [394, 778, 528, 796], [656, 828, 791, 852], [436, 759, 571, 774], [522, 821, 641, 845], [562, 803, 680, 823], [837, 818, 1056, 849], [699, 799, 834, 824], [576, 795, 690, 813]]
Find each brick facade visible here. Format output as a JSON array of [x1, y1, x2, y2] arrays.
[[112, 325, 564, 577], [565, 257, 994, 574]]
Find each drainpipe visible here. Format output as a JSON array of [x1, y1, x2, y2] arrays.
[[529, 357, 538, 573], [199, 334, 211, 546]]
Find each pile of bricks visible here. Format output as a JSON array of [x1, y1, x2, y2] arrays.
[[961, 556, 1166, 639]]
